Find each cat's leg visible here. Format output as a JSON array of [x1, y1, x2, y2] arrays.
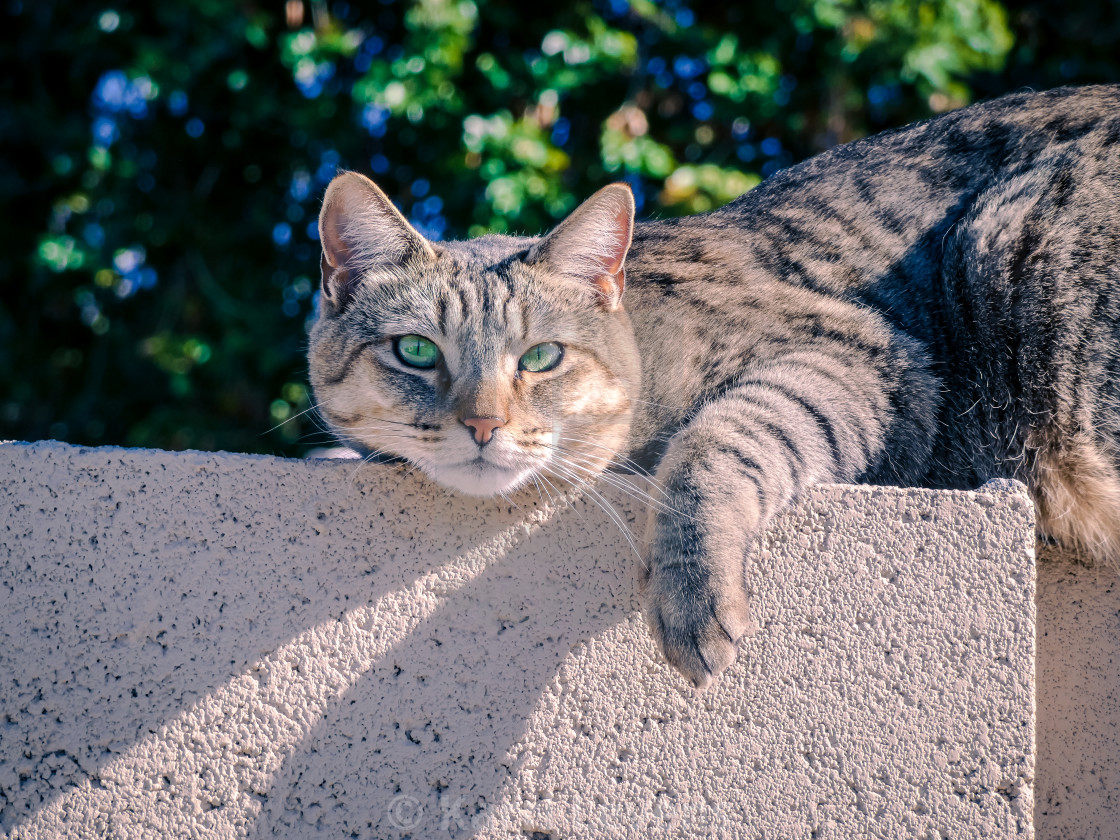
[[641, 345, 938, 687]]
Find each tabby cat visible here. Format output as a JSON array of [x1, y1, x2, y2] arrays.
[[308, 85, 1120, 688]]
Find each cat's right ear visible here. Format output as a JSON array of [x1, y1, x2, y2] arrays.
[[318, 171, 435, 310]]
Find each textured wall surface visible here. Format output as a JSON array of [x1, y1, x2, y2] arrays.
[[1, 441, 1036, 839], [1035, 548, 1120, 840]]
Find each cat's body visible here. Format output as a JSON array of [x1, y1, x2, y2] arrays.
[[310, 85, 1120, 687]]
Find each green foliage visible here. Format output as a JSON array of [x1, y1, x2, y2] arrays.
[[0, 0, 1116, 455]]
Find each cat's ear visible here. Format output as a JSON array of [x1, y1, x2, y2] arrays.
[[526, 183, 635, 309], [318, 171, 434, 309]]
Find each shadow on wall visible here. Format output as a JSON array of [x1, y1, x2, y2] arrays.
[[2, 445, 641, 836]]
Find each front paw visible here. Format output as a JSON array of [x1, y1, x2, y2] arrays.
[[641, 564, 750, 690]]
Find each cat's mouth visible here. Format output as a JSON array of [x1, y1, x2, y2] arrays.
[[417, 448, 541, 498], [432, 459, 537, 497]]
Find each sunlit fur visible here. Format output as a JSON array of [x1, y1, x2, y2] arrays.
[[310, 86, 1120, 689], [309, 218, 641, 497]]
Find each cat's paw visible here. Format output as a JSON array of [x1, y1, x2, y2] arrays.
[[640, 566, 750, 690]]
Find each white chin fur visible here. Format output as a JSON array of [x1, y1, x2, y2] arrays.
[[428, 461, 537, 497]]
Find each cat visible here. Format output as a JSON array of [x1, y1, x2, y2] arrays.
[[308, 84, 1120, 689]]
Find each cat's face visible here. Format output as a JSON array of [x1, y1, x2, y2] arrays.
[[308, 172, 641, 497]]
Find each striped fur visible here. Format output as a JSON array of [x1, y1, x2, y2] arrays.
[[309, 85, 1120, 687]]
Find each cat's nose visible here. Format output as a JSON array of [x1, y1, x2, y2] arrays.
[[462, 417, 505, 445]]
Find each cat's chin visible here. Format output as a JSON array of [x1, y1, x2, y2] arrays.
[[428, 461, 537, 498]]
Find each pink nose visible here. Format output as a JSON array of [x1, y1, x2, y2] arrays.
[[463, 417, 505, 445]]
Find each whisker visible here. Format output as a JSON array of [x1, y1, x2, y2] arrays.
[[348, 449, 386, 486], [397, 458, 427, 483], [545, 462, 642, 561], [529, 475, 548, 508], [554, 435, 657, 478], [567, 462, 674, 517], [542, 444, 694, 522], [498, 487, 525, 512], [261, 398, 330, 437], [531, 473, 555, 508], [552, 454, 688, 523], [551, 441, 661, 490], [538, 472, 583, 521]]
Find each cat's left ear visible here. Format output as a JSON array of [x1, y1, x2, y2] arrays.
[[526, 183, 635, 309]]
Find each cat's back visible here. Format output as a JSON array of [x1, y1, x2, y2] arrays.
[[624, 85, 1120, 325], [731, 84, 1120, 211], [619, 85, 1120, 476]]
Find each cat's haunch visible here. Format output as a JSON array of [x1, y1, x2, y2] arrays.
[[309, 85, 1120, 688]]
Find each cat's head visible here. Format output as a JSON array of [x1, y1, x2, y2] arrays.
[[308, 171, 641, 497]]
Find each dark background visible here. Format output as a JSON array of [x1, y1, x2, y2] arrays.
[[2, 0, 1117, 457]]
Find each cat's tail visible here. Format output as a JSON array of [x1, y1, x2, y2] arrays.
[[1028, 434, 1120, 570]]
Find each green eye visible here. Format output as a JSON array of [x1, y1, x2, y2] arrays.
[[519, 341, 564, 373], [394, 334, 441, 369]]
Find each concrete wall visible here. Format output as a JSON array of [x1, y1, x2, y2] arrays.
[[1035, 548, 1120, 840], [0, 441, 1038, 838]]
